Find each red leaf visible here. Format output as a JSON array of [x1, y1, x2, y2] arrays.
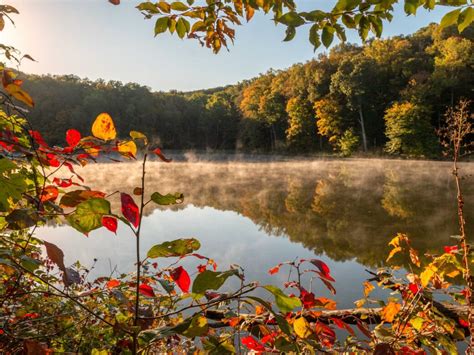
[[139, 283, 155, 297], [241, 336, 266, 352], [102, 216, 118, 234], [63, 162, 84, 182], [45, 153, 60, 167], [315, 322, 335, 347], [66, 129, 81, 147], [310, 259, 335, 282], [260, 332, 278, 345], [106, 279, 120, 289], [330, 317, 354, 335], [459, 318, 469, 328], [197, 264, 206, 273], [22, 313, 40, 319], [40, 186, 59, 202], [300, 288, 316, 309], [53, 177, 73, 188], [120, 193, 139, 228], [268, 265, 280, 275], [152, 148, 172, 162], [29, 130, 48, 147], [444, 245, 459, 254], [170, 266, 190, 293], [408, 283, 420, 294], [109, 0, 120, 4]]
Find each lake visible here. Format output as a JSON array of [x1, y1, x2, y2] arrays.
[[39, 158, 474, 309]]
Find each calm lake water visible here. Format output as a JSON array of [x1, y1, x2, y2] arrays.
[[39, 158, 474, 309]]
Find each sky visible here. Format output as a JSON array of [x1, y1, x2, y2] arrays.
[[3, 0, 451, 92]]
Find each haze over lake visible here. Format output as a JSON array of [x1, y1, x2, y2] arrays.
[[39, 158, 474, 308]]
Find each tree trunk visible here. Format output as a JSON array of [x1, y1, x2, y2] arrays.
[[358, 103, 368, 152], [270, 125, 277, 151]]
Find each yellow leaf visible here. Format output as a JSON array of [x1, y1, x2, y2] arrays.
[[420, 264, 438, 287], [130, 130, 148, 145], [381, 302, 401, 323], [363, 281, 375, 297], [82, 142, 100, 157], [5, 84, 34, 107], [355, 298, 366, 308], [293, 317, 312, 338], [388, 235, 401, 248], [91, 350, 109, 355], [386, 246, 402, 262], [92, 113, 116, 141], [117, 140, 137, 159]]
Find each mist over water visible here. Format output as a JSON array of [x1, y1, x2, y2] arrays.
[[39, 158, 474, 308]]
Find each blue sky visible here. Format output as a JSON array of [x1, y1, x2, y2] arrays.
[[4, 0, 449, 91]]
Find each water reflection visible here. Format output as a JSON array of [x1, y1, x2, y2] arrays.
[[39, 159, 473, 306]]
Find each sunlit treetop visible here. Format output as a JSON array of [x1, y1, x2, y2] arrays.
[[112, 0, 474, 53]]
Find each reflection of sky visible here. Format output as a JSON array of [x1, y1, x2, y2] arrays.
[[39, 205, 385, 309]]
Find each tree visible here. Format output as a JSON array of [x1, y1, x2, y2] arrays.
[[330, 55, 380, 151], [384, 101, 439, 157], [285, 96, 316, 150], [239, 72, 287, 150], [132, 0, 474, 54]]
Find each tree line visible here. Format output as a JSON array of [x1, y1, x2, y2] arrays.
[[23, 23, 473, 157]]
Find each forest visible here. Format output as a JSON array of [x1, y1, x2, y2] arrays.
[[23, 23, 473, 157]]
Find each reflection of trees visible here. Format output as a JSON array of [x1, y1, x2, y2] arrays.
[[382, 170, 414, 219], [71, 160, 474, 268]]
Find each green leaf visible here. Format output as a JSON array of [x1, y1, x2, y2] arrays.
[[458, 7, 474, 33], [369, 15, 383, 37], [181, 315, 209, 338], [0, 158, 29, 213], [170, 1, 189, 11], [342, 14, 356, 28], [147, 238, 200, 258], [20, 255, 41, 272], [283, 26, 296, 41], [277, 12, 305, 27], [176, 17, 187, 38], [155, 17, 169, 35], [247, 296, 293, 336], [333, 0, 360, 12], [263, 285, 302, 314], [66, 198, 111, 234], [150, 192, 184, 205], [6, 209, 41, 230], [202, 335, 236, 353], [403, 0, 419, 14], [137, 2, 159, 13], [334, 23, 347, 41], [169, 18, 177, 33], [321, 25, 335, 48], [192, 269, 238, 294], [59, 190, 105, 208], [300, 10, 326, 22], [358, 16, 370, 41], [309, 24, 321, 51], [440, 9, 461, 29]]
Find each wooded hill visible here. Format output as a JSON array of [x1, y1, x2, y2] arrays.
[[23, 23, 473, 157]]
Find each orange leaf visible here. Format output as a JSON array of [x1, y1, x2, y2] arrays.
[[381, 302, 401, 323], [40, 186, 59, 202], [106, 279, 120, 289]]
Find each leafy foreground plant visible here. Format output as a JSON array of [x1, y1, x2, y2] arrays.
[[0, 67, 472, 354]]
